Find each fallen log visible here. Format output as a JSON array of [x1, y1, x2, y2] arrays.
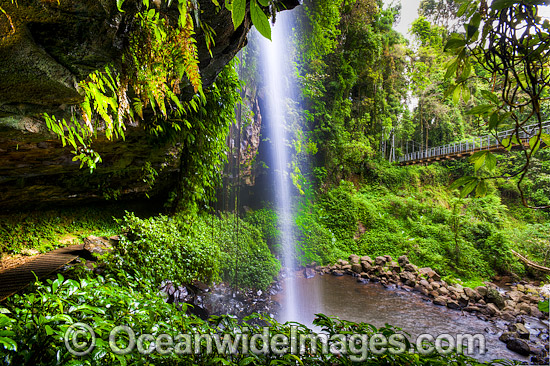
[[511, 249, 550, 274]]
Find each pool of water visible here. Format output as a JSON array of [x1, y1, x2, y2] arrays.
[[272, 272, 531, 362]]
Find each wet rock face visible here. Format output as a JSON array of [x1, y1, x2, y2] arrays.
[[0, 125, 181, 211], [0, 0, 299, 116], [0, 0, 123, 115], [160, 280, 282, 321], [0, 0, 299, 210]]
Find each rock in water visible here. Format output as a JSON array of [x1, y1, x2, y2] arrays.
[[506, 338, 531, 356], [303, 267, 315, 279]]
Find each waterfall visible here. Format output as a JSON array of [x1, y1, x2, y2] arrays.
[[259, 10, 299, 323]]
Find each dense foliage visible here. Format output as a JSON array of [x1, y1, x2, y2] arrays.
[[292, 160, 549, 285], [116, 211, 280, 290], [0, 249, 512, 366], [0, 206, 120, 255]]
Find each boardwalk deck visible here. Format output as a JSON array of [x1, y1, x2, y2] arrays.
[[0, 244, 84, 301], [399, 121, 550, 165]]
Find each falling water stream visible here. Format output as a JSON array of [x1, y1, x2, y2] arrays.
[[259, 10, 298, 323]]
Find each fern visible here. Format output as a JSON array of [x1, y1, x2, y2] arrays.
[[42, 0, 209, 171]]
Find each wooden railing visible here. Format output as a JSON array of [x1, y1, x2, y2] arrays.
[[399, 121, 550, 165]]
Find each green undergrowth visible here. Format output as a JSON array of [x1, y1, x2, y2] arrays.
[[116, 211, 281, 290], [294, 160, 550, 283], [0, 265, 511, 365], [0, 205, 122, 256]]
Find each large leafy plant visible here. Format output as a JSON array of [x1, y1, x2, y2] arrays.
[[444, 0, 550, 208]]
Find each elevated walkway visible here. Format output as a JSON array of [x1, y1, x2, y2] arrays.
[[399, 121, 550, 165]]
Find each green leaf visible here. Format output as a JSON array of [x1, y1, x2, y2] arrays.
[[465, 104, 494, 115], [257, 0, 269, 6], [445, 59, 459, 79], [475, 180, 488, 197], [452, 84, 462, 104], [0, 336, 17, 351], [485, 152, 497, 171], [45, 325, 54, 336], [116, 0, 125, 12], [231, 0, 246, 29], [541, 133, 550, 148], [450, 176, 475, 189], [461, 61, 472, 79], [211, 0, 220, 6], [469, 151, 487, 172], [444, 35, 466, 51], [462, 85, 471, 103], [529, 136, 541, 155], [480, 90, 500, 105], [461, 179, 479, 198], [457, 2, 469, 17], [491, 0, 517, 10], [489, 112, 500, 130], [538, 300, 549, 313], [250, 0, 271, 40]]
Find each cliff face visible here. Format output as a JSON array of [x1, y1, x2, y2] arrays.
[[0, 0, 298, 211]]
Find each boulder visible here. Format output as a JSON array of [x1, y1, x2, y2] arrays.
[[403, 263, 418, 272], [361, 261, 372, 272], [351, 264, 363, 274], [383, 255, 393, 263], [348, 254, 360, 264], [303, 267, 315, 279], [83, 235, 112, 255], [375, 256, 386, 266], [501, 311, 516, 322], [400, 272, 417, 286], [464, 287, 481, 301], [397, 255, 409, 266], [447, 300, 461, 310], [487, 303, 501, 316], [519, 303, 531, 315], [458, 294, 470, 307], [530, 305, 543, 318], [332, 270, 344, 277], [389, 261, 401, 273], [475, 286, 488, 297], [486, 288, 505, 309], [438, 287, 449, 296], [418, 267, 440, 281], [360, 256, 373, 265], [508, 290, 522, 302], [509, 323, 530, 339], [499, 332, 515, 343], [463, 306, 480, 313], [506, 338, 531, 356], [419, 279, 433, 292], [433, 296, 447, 306]]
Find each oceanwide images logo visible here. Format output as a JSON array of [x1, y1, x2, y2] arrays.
[[64, 322, 487, 360]]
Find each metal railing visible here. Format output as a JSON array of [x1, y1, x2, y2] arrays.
[[399, 121, 550, 164]]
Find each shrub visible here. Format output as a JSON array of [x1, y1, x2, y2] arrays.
[[244, 208, 281, 254], [116, 211, 280, 290], [116, 212, 221, 287]]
